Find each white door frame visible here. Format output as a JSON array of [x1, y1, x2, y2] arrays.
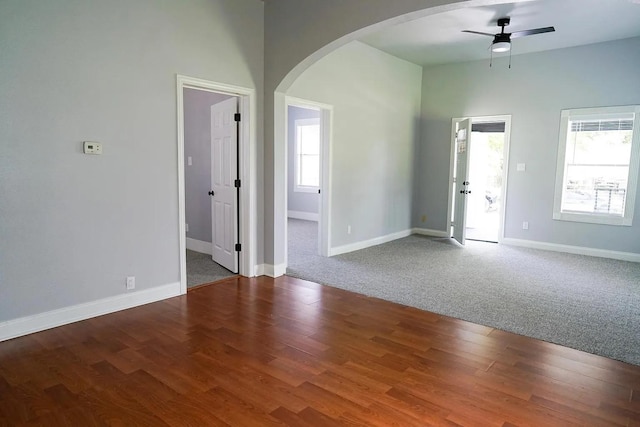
[[176, 75, 257, 294], [447, 115, 511, 243], [284, 96, 333, 266]]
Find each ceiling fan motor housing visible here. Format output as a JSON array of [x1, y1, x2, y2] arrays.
[[494, 33, 511, 44]]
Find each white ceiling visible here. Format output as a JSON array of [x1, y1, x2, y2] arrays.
[[359, 0, 640, 66]]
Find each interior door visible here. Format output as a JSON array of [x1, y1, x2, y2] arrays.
[[452, 118, 472, 245], [210, 97, 238, 273]]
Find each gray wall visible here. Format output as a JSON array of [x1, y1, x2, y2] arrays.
[[184, 89, 234, 243], [287, 106, 321, 216], [288, 41, 423, 248], [0, 0, 264, 323], [417, 37, 640, 253]]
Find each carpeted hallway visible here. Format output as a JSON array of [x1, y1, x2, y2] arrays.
[[287, 218, 640, 366], [186, 249, 236, 288]]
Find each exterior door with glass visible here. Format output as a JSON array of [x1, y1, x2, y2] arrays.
[[452, 118, 472, 245]]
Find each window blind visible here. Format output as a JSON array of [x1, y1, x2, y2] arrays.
[[471, 122, 505, 133], [570, 119, 634, 132]]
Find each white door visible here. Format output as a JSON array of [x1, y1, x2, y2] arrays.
[[210, 97, 238, 273], [452, 118, 472, 245]]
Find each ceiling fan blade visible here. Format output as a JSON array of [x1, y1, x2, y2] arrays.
[[510, 26, 555, 39], [462, 30, 495, 37]]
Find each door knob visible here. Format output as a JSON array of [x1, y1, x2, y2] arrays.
[[208, 190, 215, 196]]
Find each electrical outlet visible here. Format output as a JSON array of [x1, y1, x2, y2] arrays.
[[126, 276, 135, 290], [522, 221, 529, 230], [185, 223, 189, 233], [347, 225, 351, 235], [421, 215, 427, 223]]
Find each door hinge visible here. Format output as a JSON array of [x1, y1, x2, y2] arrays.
[[235, 243, 241, 252], [234, 113, 241, 122], [234, 179, 241, 188]]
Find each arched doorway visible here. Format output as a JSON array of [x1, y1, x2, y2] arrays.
[[267, 0, 524, 273]]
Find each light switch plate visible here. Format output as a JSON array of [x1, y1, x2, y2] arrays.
[[517, 163, 526, 172]]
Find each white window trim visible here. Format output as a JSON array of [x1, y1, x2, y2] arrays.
[[293, 117, 321, 193], [553, 105, 640, 226]]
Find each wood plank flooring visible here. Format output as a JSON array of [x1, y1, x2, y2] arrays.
[[1, 276, 639, 426]]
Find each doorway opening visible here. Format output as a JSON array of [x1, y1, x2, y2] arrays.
[[449, 115, 511, 245], [184, 89, 238, 287], [466, 120, 507, 242], [284, 97, 332, 271], [176, 75, 257, 294]]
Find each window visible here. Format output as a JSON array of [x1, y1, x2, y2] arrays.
[[294, 118, 320, 192], [553, 105, 640, 226]]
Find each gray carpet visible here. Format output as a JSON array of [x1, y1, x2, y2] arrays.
[[286, 219, 640, 366], [186, 249, 236, 288]]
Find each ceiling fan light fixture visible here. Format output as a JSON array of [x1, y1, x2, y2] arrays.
[[492, 41, 511, 53]]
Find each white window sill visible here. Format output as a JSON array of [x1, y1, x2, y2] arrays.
[[553, 211, 632, 226], [294, 186, 319, 194]]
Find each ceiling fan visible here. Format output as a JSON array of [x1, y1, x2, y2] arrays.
[[463, 18, 555, 53]]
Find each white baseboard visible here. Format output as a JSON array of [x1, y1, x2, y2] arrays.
[[287, 210, 319, 222], [412, 227, 450, 238], [256, 263, 286, 278], [248, 264, 262, 277], [502, 238, 640, 263], [186, 237, 212, 255], [329, 229, 412, 256], [0, 282, 182, 342]]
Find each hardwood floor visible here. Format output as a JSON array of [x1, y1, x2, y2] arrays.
[[1, 276, 639, 426]]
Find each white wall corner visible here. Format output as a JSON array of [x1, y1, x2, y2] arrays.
[[330, 229, 412, 257], [412, 228, 450, 238], [502, 238, 640, 263], [287, 210, 319, 222], [186, 238, 212, 255], [0, 282, 182, 342], [257, 263, 287, 278]]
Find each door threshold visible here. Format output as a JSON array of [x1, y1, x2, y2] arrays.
[[465, 238, 498, 244]]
